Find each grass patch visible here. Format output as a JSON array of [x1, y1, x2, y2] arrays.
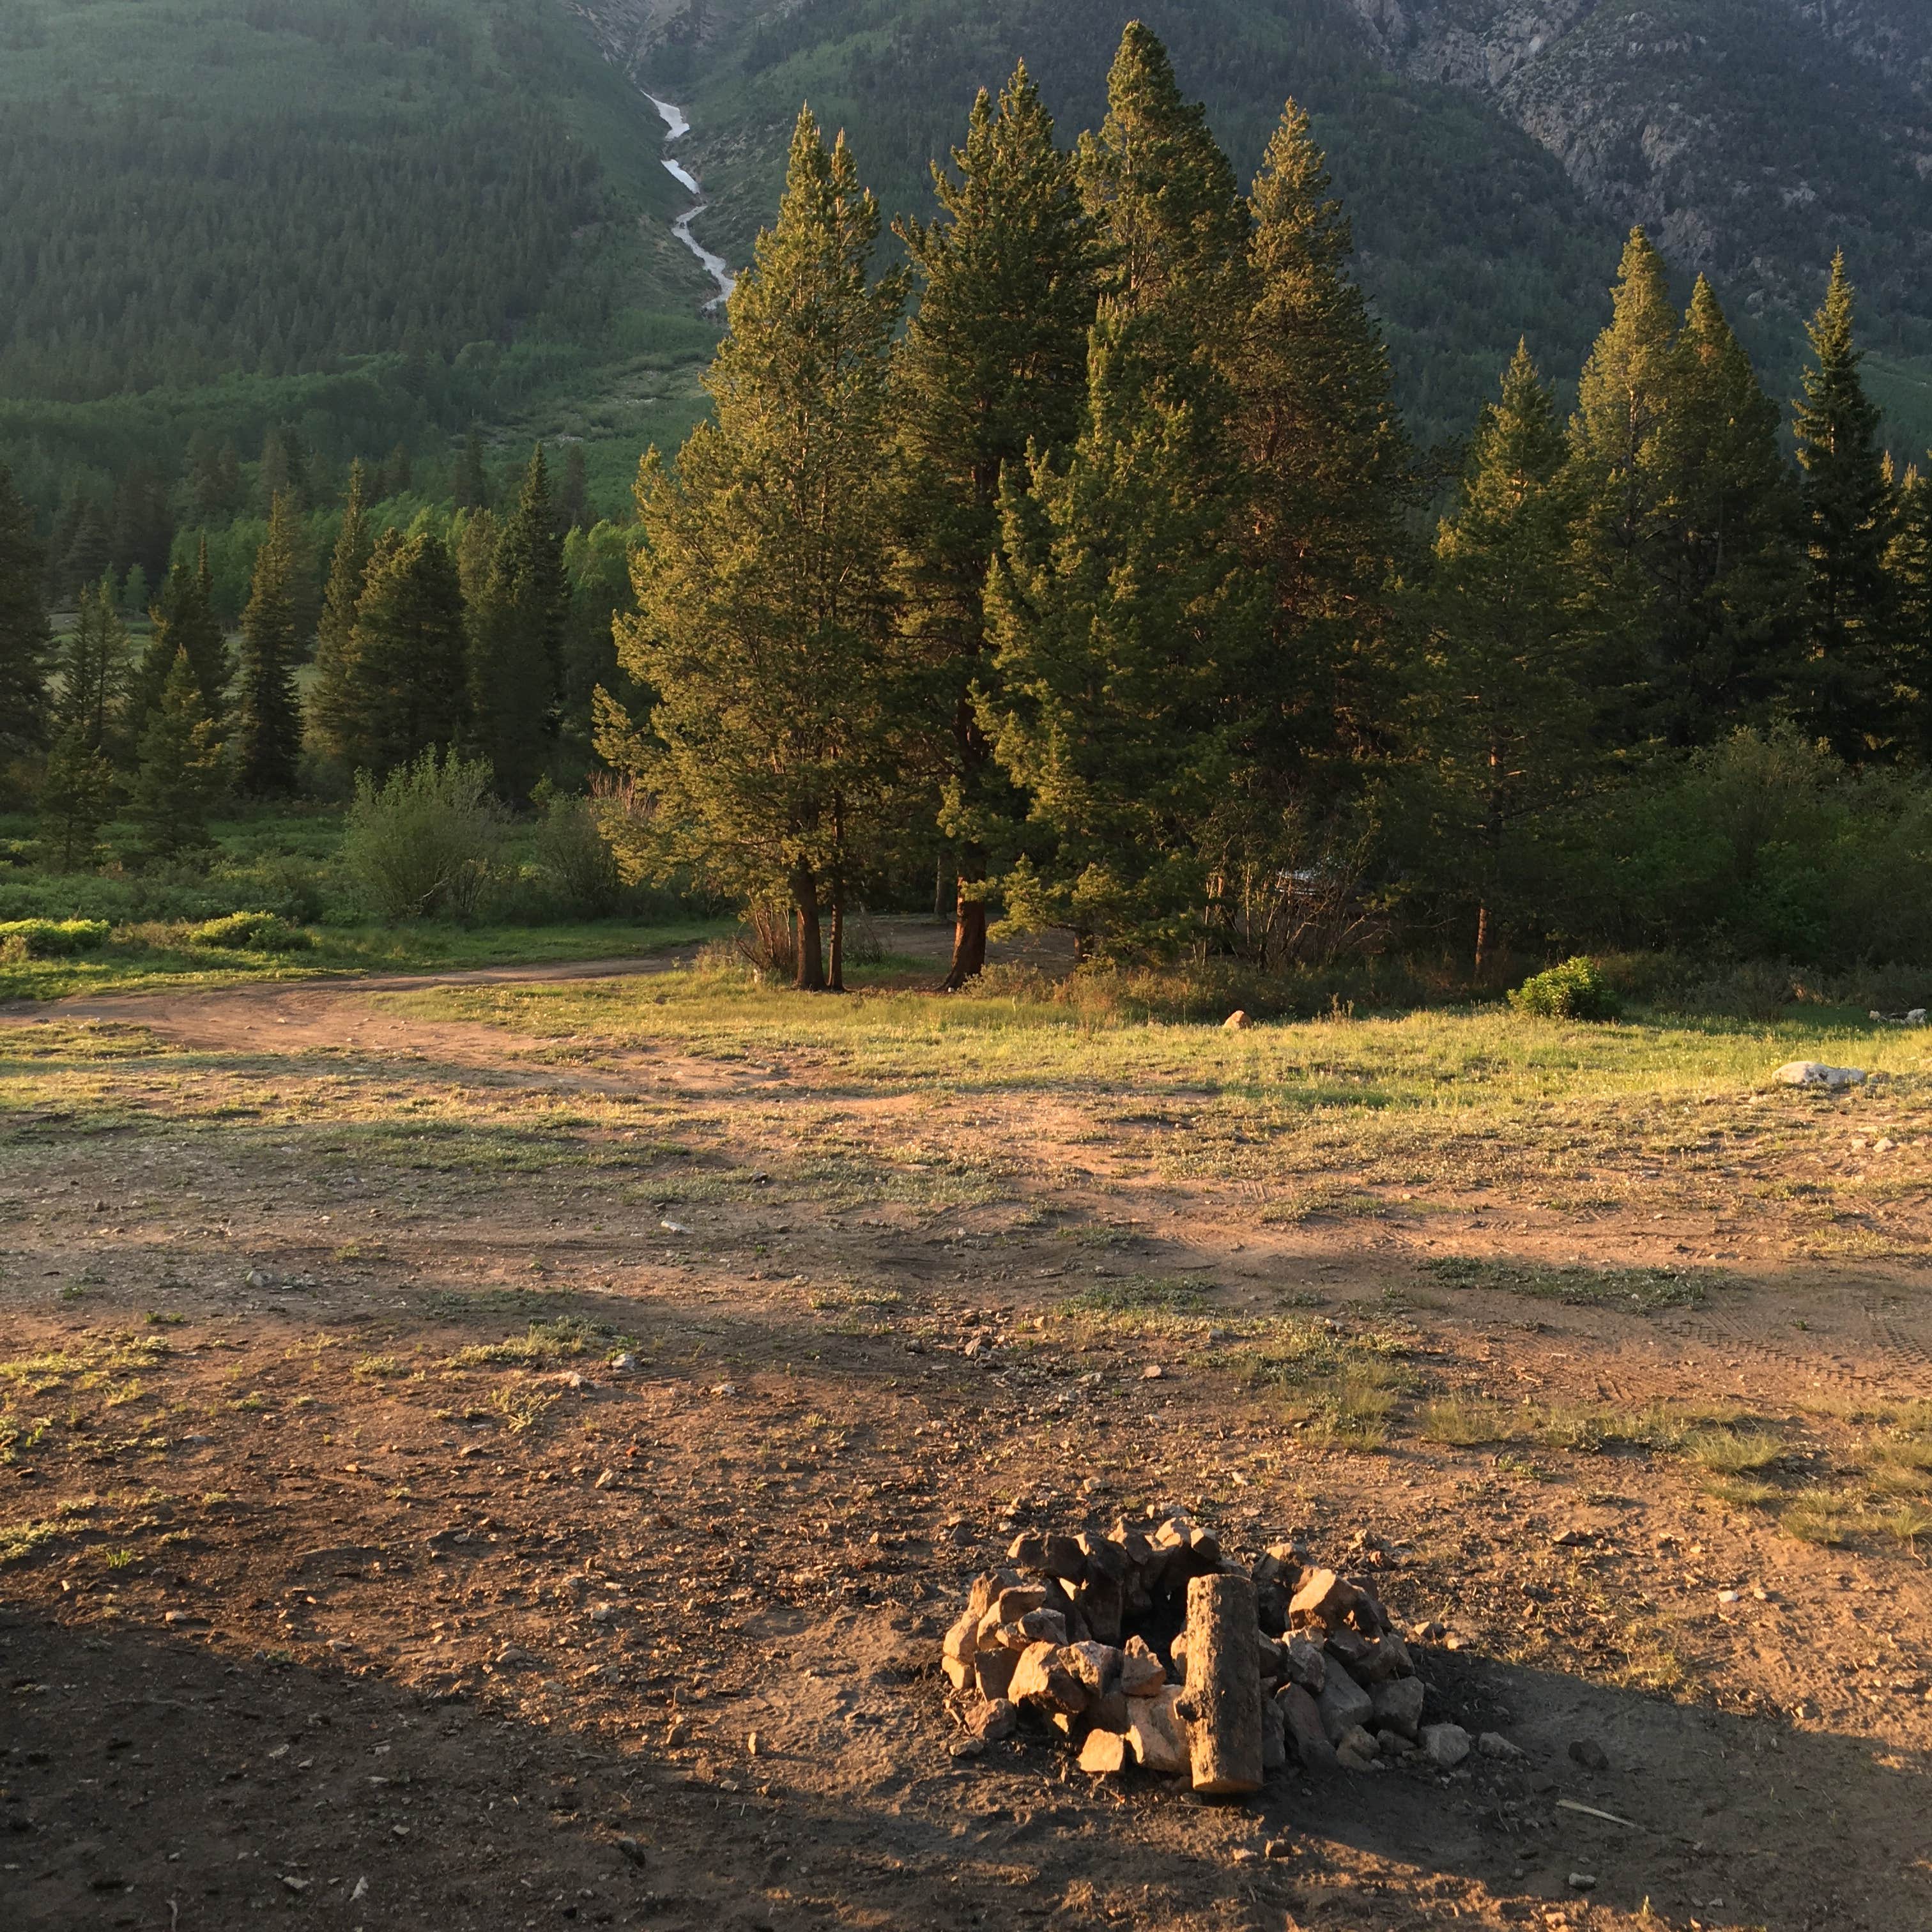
[[1425, 1257, 1712, 1311], [1684, 1427, 1787, 1474], [351, 1354, 411, 1381], [1418, 1394, 1524, 1446], [0, 1517, 66, 1563], [1064, 1275, 1211, 1317], [450, 1318, 594, 1370]]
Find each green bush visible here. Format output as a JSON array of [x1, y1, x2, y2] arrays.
[[0, 917, 112, 958], [341, 749, 503, 923], [1508, 956, 1620, 1021], [186, 910, 312, 953], [532, 788, 622, 919]]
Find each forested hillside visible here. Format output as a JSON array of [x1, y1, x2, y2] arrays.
[[0, 0, 719, 519], [583, 0, 1932, 450]]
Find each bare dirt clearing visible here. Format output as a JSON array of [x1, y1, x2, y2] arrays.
[[1, 929, 1928, 1931]]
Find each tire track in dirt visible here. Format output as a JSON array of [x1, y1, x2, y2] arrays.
[[1672, 1310, 1931, 1404], [1860, 1290, 1932, 1399]]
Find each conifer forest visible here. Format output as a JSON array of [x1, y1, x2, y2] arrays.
[[4, 13, 1932, 995], [8, 13, 1932, 1932]]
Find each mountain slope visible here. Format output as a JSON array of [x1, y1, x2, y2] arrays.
[[1346, 0, 1932, 349], [574, 0, 1932, 448]]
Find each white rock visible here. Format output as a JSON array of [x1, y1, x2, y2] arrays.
[[1477, 1731, 1524, 1760], [1774, 1061, 1866, 1089], [1422, 1722, 1471, 1768]]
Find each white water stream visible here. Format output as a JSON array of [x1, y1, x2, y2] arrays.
[[643, 92, 737, 313]]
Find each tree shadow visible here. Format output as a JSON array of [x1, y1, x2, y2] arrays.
[[4, 1604, 1926, 1932]]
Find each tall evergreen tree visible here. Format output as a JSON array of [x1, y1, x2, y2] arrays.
[[1230, 98, 1408, 781], [341, 529, 469, 777], [985, 337, 1267, 956], [1075, 21, 1248, 378], [310, 460, 376, 767], [1650, 277, 1801, 740], [1793, 252, 1897, 760], [56, 577, 130, 759], [557, 445, 592, 534], [467, 447, 569, 802], [889, 62, 1098, 986], [39, 723, 116, 871], [983, 25, 1261, 958], [233, 491, 305, 795], [1416, 344, 1599, 973], [453, 429, 491, 512], [129, 649, 223, 858], [0, 463, 51, 755], [1889, 463, 1932, 762], [605, 108, 909, 991], [128, 547, 229, 740]]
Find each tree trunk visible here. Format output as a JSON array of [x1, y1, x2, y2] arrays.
[[933, 850, 949, 919], [827, 889, 846, 993], [1176, 1574, 1262, 1797], [792, 866, 825, 992], [940, 845, 989, 991], [1474, 902, 1491, 978]]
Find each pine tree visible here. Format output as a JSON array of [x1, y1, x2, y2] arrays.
[[1794, 252, 1897, 760], [983, 25, 1262, 958], [310, 460, 375, 767], [466, 447, 569, 802], [38, 722, 116, 871], [453, 429, 491, 512], [233, 491, 305, 795], [129, 649, 224, 858], [341, 529, 469, 776], [1075, 22, 1248, 374], [607, 108, 909, 991], [1231, 98, 1408, 785], [1417, 344, 1598, 973], [127, 547, 229, 741], [0, 462, 50, 753], [1650, 277, 1801, 740], [557, 445, 592, 534], [56, 577, 130, 760], [889, 62, 1098, 986], [1889, 463, 1932, 761], [983, 322, 1268, 958]]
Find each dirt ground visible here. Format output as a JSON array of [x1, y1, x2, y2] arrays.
[[1, 924, 1928, 1932]]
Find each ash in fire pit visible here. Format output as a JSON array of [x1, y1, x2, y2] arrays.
[[944, 1512, 1468, 1792]]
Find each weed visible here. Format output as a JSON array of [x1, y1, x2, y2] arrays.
[[488, 1384, 561, 1435], [1781, 1488, 1858, 1545], [351, 1354, 410, 1380], [448, 1318, 594, 1370], [0, 1519, 65, 1563], [1684, 1428, 1786, 1474], [1418, 1395, 1522, 1446]]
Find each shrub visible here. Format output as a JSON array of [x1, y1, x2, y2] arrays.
[[533, 789, 622, 919], [341, 750, 503, 922], [1508, 955, 1620, 1021], [0, 917, 111, 958], [187, 910, 312, 952], [735, 900, 800, 981]]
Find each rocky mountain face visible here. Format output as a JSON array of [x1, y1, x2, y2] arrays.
[[1344, 0, 1932, 328]]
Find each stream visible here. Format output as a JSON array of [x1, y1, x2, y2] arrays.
[[644, 93, 737, 313]]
